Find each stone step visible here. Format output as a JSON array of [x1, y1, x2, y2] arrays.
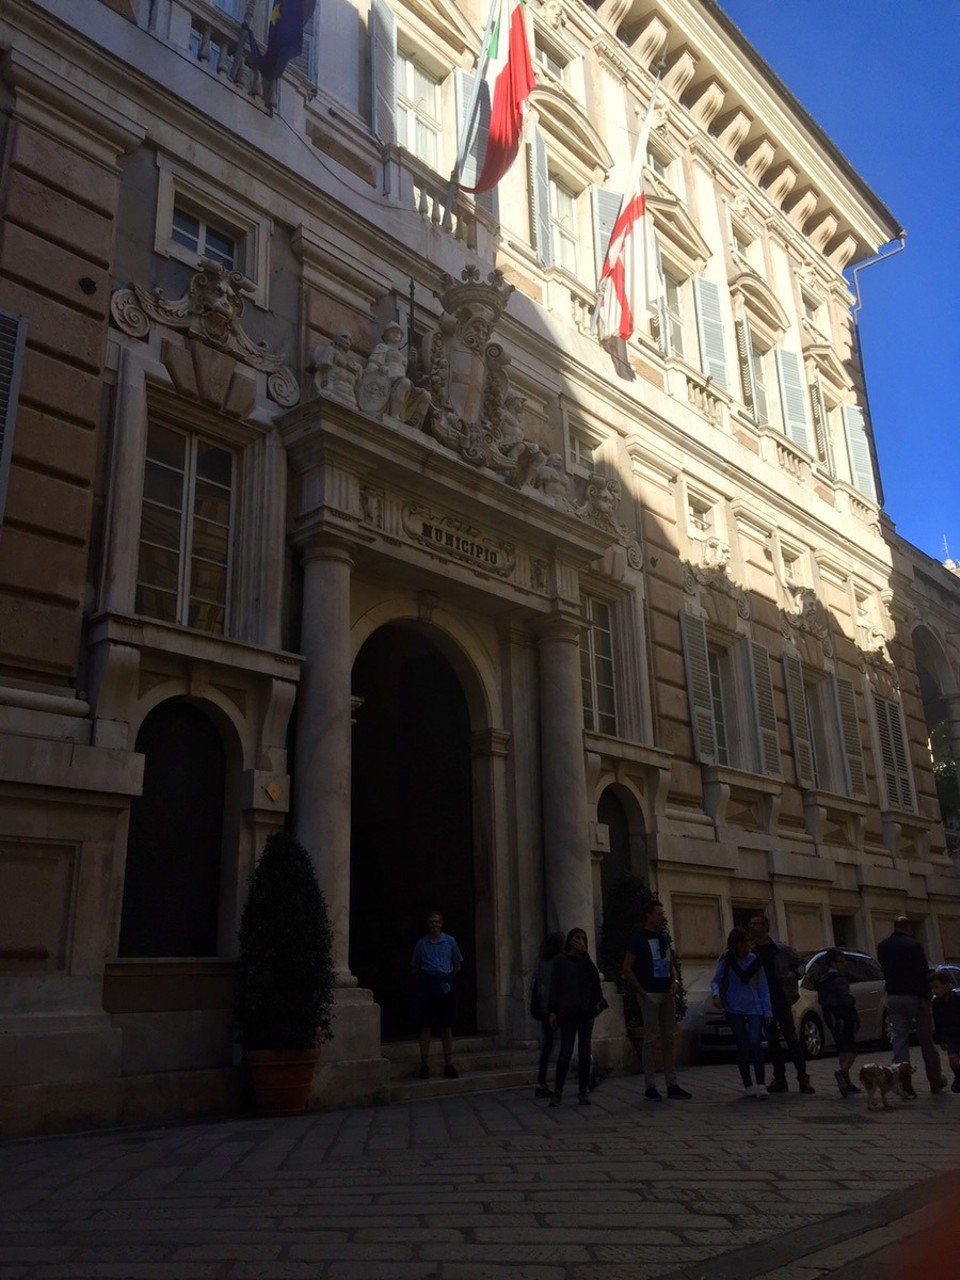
[[382, 1037, 537, 1082], [389, 1063, 538, 1103]]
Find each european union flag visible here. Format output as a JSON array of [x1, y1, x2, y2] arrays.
[[244, 0, 316, 81]]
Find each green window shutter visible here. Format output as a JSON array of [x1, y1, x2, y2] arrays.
[[455, 69, 498, 218], [693, 277, 728, 388], [875, 695, 914, 812], [833, 675, 867, 799], [528, 127, 553, 266], [842, 404, 878, 502], [370, 0, 397, 146], [679, 611, 717, 765], [0, 310, 27, 525], [783, 653, 816, 789], [775, 348, 811, 453], [592, 187, 622, 283], [735, 314, 756, 418], [809, 372, 836, 476], [748, 640, 782, 777]]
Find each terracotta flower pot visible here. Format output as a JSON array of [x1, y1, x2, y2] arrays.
[[246, 1048, 321, 1117]]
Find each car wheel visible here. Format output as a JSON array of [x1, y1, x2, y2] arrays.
[[800, 1013, 824, 1059]]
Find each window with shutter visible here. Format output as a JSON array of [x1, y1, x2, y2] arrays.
[[370, 0, 397, 146], [693, 277, 729, 388], [874, 695, 914, 812], [735, 316, 756, 418], [527, 128, 553, 266], [680, 611, 718, 765], [834, 676, 867, 798], [455, 69, 498, 218], [0, 310, 27, 525], [783, 653, 817, 789], [749, 641, 782, 778], [809, 372, 836, 476], [580, 596, 618, 735], [775, 348, 811, 453], [842, 404, 878, 502], [592, 187, 622, 282]]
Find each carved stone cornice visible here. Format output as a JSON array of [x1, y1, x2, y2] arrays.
[[682, 560, 750, 619], [111, 259, 299, 406]]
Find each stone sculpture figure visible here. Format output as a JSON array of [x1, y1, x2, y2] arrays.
[[358, 322, 432, 427], [312, 330, 363, 405]]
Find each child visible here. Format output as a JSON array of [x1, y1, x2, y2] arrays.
[[931, 968, 960, 1093], [817, 949, 861, 1097], [710, 926, 771, 1098]]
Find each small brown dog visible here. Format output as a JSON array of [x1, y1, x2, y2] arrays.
[[859, 1061, 916, 1109]]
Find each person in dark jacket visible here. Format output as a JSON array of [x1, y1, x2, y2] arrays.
[[930, 969, 960, 1093], [547, 927, 603, 1107], [622, 900, 692, 1102], [748, 913, 814, 1095], [532, 931, 565, 1099], [877, 916, 946, 1092], [816, 949, 861, 1097]]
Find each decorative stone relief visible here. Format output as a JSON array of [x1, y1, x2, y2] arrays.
[[575, 474, 642, 569], [356, 322, 432, 427], [111, 258, 299, 406], [777, 585, 834, 658], [683, 556, 750, 619], [310, 329, 363, 404], [538, 0, 565, 29], [401, 504, 517, 576]]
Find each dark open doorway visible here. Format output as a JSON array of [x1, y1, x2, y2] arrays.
[[350, 624, 476, 1039]]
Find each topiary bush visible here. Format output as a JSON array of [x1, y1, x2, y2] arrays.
[[600, 873, 687, 1020], [235, 830, 335, 1051]]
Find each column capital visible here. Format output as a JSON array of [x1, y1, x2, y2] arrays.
[[296, 533, 355, 568], [536, 612, 584, 646], [471, 727, 512, 759]]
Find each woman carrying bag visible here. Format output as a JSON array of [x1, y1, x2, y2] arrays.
[[711, 926, 772, 1099], [547, 927, 606, 1107]]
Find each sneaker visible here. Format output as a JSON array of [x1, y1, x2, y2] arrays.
[[744, 1085, 757, 1099], [578, 1090, 591, 1106], [931, 1076, 949, 1094], [548, 1091, 563, 1107], [444, 1062, 458, 1079], [766, 1077, 789, 1094], [845, 1080, 861, 1094], [534, 1084, 551, 1099], [417, 1063, 429, 1080], [645, 1086, 663, 1102], [834, 1069, 850, 1098], [755, 1083, 768, 1099], [666, 1084, 692, 1099], [951, 1074, 960, 1095], [798, 1076, 816, 1095]]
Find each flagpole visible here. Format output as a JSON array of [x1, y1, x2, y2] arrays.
[[442, 0, 498, 227]]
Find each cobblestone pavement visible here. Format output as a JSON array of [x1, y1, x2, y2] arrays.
[[0, 1057, 957, 1279]]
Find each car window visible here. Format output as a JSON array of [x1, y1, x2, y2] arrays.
[[861, 958, 883, 981], [843, 957, 875, 984], [802, 956, 827, 989]]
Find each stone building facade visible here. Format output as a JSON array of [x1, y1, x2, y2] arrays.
[[2, 0, 960, 1133]]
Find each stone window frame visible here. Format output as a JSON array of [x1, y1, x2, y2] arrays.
[[154, 156, 272, 309], [580, 592, 619, 737]]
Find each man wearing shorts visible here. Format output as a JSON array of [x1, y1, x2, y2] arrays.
[[817, 949, 861, 1097], [411, 912, 462, 1079]]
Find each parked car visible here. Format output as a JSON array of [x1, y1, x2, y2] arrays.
[[930, 964, 960, 988], [697, 947, 892, 1059]]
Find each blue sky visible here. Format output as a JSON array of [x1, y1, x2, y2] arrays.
[[718, 1, 960, 563]]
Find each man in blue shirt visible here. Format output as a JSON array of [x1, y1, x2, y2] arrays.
[[622, 900, 692, 1102], [411, 911, 463, 1079]]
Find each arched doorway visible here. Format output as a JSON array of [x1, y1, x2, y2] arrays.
[[350, 624, 476, 1038], [119, 699, 226, 956]]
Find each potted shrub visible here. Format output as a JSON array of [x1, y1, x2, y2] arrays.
[[235, 830, 334, 1116], [600, 874, 687, 1068]]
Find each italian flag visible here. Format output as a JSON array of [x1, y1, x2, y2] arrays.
[[459, 0, 536, 195]]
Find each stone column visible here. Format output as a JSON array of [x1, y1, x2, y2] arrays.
[[538, 616, 594, 950], [293, 536, 356, 985]]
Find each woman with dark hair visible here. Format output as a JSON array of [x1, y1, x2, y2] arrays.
[[532, 931, 566, 1099], [711, 926, 772, 1098], [547, 927, 604, 1107]]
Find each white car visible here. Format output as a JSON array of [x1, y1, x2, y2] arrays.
[[697, 948, 892, 1059]]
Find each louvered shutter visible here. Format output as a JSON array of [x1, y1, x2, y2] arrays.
[[809, 372, 836, 476], [679, 611, 717, 765], [875, 695, 914, 812], [782, 653, 816, 788], [735, 315, 756, 418], [693, 277, 728, 388], [0, 310, 27, 524], [748, 641, 782, 777], [455, 70, 498, 218], [775, 348, 811, 453], [289, 6, 318, 80], [370, 0, 397, 145], [592, 187, 622, 282], [833, 676, 867, 798], [528, 127, 552, 266], [842, 404, 878, 501], [653, 238, 670, 353]]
